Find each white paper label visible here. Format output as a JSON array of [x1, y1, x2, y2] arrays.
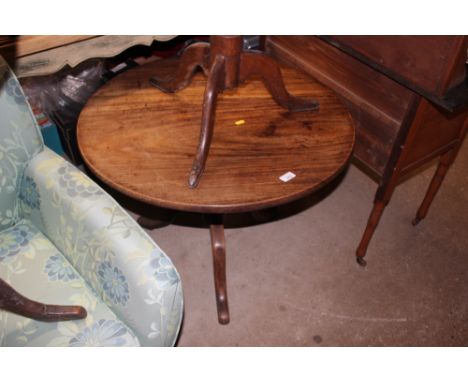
[[279, 172, 296, 182], [110, 63, 128, 73]]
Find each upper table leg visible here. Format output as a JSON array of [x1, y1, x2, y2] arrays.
[[149, 42, 210, 93], [149, 36, 319, 188]]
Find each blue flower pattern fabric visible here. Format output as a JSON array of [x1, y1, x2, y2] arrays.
[[0, 55, 183, 346], [19, 176, 41, 210], [149, 249, 181, 289], [0, 222, 34, 263], [2, 70, 27, 107], [97, 261, 130, 306], [57, 164, 104, 199], [0, 220, 140, 346], [0, 61, 42, 231], [44, 254, 78, 282], [69, 319, 132, 347]]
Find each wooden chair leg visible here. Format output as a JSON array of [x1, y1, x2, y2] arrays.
[[356, 200, 386, 267], [412, 149, 456, 225], [188, 55, 225, 188], [239, 51, 319, 112], [0, 278, 87, 322], [208, 214, 229, 325], [149, 42, 210, 93]]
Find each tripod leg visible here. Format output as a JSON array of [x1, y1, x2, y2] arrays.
[[0, 278, 87, 322], [149, 42, 210, 93], [239, 51, 319, 112], [188, 55, 226, 188]]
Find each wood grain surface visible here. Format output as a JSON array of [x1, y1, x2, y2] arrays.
[[0, 35, 96, 57], [266, 36, 414, 178], [77, 58, 355, 213], [322, 36, 468, 97]]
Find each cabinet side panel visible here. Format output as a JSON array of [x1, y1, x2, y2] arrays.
[[267, 36, 413, 177]]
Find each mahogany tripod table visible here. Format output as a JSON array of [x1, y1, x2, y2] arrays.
[[77, 57, 355, 324]]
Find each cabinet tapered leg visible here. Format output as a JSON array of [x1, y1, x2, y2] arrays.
[[208, 214, 229, 325], [356, 201, 386, 266], [412, 149, 457, 225]]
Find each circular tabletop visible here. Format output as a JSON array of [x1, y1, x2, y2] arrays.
[[77, 58, 355, 214]]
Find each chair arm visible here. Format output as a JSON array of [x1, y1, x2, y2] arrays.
[[19, 148, 183, 346]]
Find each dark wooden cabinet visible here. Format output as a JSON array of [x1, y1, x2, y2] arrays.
[[267, 36, 468, 265]]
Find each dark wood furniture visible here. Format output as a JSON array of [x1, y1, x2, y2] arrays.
[[267, 36, 468, 266], [0, 278, 87, 321], [77, 58, 355, 324], [149, 36, 319, 188]]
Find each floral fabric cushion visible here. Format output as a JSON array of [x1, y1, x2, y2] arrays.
[[0, 56, 43, 231], [19, 148, 183, 346], [0, 219, 140, 346]]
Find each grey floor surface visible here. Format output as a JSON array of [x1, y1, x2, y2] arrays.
[[124, 139, 468, 346]]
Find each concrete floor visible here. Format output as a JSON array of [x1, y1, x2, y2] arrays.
[[126, 138, 468, 346]]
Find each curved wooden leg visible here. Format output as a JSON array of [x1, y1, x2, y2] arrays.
[[208, 214, 229, 325], [137, 210, 178, 229], [239, 51, 319, 112], [356, 201, 386, 267], [137, 215, 171, 229], [251, 207, 279, 223], [149, 42, 210, 93], [0, 278, 87, 322], [188, 55, 226, 188], [412, 150, 455, 225]]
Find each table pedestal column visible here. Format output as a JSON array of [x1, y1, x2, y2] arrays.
[[208, 214, 229, 324]]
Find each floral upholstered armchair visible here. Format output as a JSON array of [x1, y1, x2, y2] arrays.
[[0, 55, 183, 346]]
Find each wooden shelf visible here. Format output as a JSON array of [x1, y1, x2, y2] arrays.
[[0, 35, 176, 77]]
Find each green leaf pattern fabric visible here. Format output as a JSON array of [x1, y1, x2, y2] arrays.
[[0, 56, 183, 346], [0, 219, 140, 346], [0, 60, 43, 231]]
